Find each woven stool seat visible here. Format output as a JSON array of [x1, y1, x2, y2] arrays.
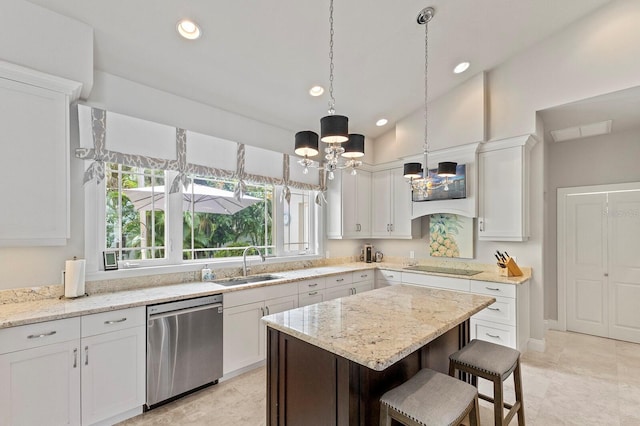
[[449, 339, 525, 426], [379, 368, 479, 426]]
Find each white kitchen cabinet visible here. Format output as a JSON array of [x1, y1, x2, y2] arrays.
[[0, 62, 81, 246], [326, 169, 372, 239], [352, 280, 374, 295], [477, 135, 537, 242], [470, 280, 530, 351], [371, 167, 420, 239], [298, 277, 326, 307], [0, 308, 145, 426], [80, 308, 145, 426], [0, 338, 81, 426], [375, 270, 401, 288], [223, 284, 298, 375]]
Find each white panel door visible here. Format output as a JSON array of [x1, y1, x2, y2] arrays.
[[223, 301, 265, 374], [0, 341, 81, 426], [371, 171, 391, 237], [342, 171, 359, 237], [355, 171, 372, 236], [391, 168, 413, 237], [566, 193, 608, 338], [607, 191, 640, 343], [81, 327, 146, 425]]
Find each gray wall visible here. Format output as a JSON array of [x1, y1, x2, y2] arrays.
[[544, 127, 640, 319]]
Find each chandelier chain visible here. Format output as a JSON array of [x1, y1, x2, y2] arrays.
[[328, 0, 336, 114], [423, 14, 429, 170]]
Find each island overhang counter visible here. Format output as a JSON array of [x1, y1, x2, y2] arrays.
[[262, 284, 495, 426]]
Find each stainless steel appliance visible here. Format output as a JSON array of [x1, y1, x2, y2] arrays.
[[364, 244, 373, 263], [146, 294, 223, 409]]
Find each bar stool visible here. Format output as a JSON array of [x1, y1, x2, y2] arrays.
[[449, 339, 525, 426], [379, 368, 480, 426]]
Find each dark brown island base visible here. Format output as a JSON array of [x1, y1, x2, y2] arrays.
[[262, 285, 495, 425]]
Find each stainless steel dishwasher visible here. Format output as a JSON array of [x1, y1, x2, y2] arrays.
[[146, 294, 223, 409]]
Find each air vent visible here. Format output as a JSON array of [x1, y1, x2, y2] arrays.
[[550, 120, 612, 143]]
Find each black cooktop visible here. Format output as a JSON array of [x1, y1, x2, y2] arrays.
[[403, 265, 483, 276]]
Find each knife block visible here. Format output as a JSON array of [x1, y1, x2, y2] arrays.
[[499, 258, 523, 277]]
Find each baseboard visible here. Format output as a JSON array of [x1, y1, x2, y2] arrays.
[[221, 359, 266, 382], [545, 319, 562, 331], [91, 406, 143, 426], [527, 337, 546, 353]]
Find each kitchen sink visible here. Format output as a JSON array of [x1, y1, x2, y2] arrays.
[[212, 274, 283, 286]]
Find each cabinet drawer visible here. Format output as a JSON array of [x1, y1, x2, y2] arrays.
[[401, 272, 470, 292], [470, 280, 516, 298], [471, 296, 516, 326], [325, 273, 353, 289], [0, 317, 80, 354], [352, 270, 373, 283], [225, 282, 298, 307], [471, 319, 515, 349], [299, 290, 325, 307], [81, 306, 145, 337], [297, 278, 326, 293], [377, 269, 400, 281]]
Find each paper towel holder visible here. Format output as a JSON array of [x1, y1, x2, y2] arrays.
[[103, 251, 119, 271]]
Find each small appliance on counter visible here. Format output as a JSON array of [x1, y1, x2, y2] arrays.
[[363, 244, 373, 263], [375, 251, 384, 262]]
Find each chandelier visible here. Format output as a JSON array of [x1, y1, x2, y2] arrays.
[[404, 7, 456, 197], [294, 0, 364, 180]]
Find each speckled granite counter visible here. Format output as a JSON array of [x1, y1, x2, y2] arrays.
[[0, 264, 373, 329], [1, 261, 525, 329], [262, 284, 495, 371]]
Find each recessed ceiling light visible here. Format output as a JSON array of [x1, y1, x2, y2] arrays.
[[453, 62, 470, 74], [309, 86, 324, 97], [376, 118, 388, 127], [177, 19, 201, 40]]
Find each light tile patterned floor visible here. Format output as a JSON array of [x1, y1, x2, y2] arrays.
[[119, 330, 640, 425]]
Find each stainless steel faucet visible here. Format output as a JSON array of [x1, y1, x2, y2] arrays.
[[242, 246, 265, 276]]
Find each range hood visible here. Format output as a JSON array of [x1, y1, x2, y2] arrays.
[[409, 142, 480, 219]]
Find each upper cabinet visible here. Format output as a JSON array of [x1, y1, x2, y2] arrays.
[[0, 61, 82, 246], [371, 167, 420, 239], [478, 135, 537, 242], [326, 169, 372, 239]]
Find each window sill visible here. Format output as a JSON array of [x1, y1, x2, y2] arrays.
[[86, 254, 324, 282]]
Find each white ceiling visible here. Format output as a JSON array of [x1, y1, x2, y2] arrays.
[[26, 0, 612, 139]]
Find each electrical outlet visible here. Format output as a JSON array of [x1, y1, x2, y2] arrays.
[[409, 251, 415, 259], [325, 250, 330, 259]]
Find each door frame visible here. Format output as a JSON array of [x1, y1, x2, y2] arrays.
[[557, 182, 640, 331]]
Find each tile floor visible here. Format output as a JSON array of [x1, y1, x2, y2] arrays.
[[119, 330, 640, 426]]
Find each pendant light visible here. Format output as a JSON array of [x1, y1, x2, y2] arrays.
[[404, 7, 457, 198], [294, 0, 363, 180]]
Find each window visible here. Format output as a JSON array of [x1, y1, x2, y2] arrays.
[[105, 163, 167, 262], [182, 176, 274, 260], [92, 163, 317, 271]]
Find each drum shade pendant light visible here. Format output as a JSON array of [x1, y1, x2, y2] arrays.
[[294, 0, 363, 180], [404, 7, 457, 197]]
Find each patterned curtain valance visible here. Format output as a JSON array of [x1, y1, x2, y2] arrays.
[[75, 107, 322, 203]]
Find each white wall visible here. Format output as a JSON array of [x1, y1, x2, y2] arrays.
[[545, 127, 640, 319], [0, 0, 93, 97]]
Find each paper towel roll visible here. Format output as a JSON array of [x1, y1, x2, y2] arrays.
[[64, 258, 86, 298]]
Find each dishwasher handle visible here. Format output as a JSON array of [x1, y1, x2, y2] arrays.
[[148, 303, 223, 321]]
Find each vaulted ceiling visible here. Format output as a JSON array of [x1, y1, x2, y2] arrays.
[[26, 0, 612, 139]]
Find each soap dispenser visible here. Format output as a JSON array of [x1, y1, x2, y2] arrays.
[[201, 265, 215, 281]]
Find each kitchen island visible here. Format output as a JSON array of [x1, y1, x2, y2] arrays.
[[262, 284, 495, 426]]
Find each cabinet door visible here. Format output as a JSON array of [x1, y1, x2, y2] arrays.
[[352, 280, 374, 295], [371, 171, 392, 237], [326, 168, 343, 239], [0, 78, 69, 245], [355, 171, 372, 236], [264, 294, 298, 317], [325, 286, 352, 301], [81, 326, 145, 425], [390, 167, 414, 238], [0, 341, 81, 426], [478, 146, 527, 241], [223, 301, 265, 374], [342, 171, 360, 238]]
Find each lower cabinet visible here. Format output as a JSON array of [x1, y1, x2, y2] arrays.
[[0, 307, 145, 426], [223, 284, 298, 375]]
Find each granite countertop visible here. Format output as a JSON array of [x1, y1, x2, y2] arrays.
[[0, 261, 529, 330], [262, 284, 495, 371], [0, 264, 372, 329], [379, 263, 532, 285]]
